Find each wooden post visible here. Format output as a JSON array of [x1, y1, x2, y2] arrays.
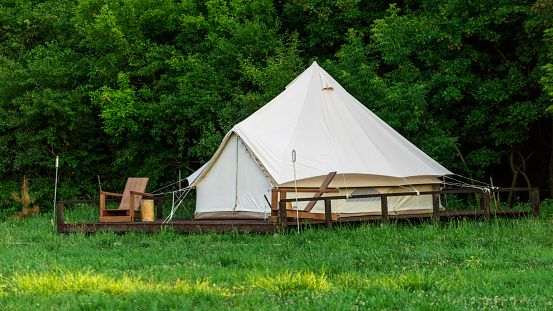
[[100, 193, 105, 216], [279, 200, 288, 232], [485, 192, 491, 220], [432, 193, 440, 224], [531, 189, 540, 218], [324, 199, 332, 229], [129, 193, 135, 222], [271, 189, 278, 217], [381, 195, 389, 224], [56, 201, 64, 233], [480, 191, 491, 221], [156, 199, 163, 220]]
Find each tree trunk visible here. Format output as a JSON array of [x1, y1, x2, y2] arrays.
[[516, 152, 532, 201], [508, 151, 518, 207]]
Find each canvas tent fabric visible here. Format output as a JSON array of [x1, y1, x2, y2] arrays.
[[193, 133, 273, 219], [288, 184, 439, 216], [188, 62, 451, 219]]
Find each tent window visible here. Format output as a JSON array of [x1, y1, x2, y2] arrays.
[[347, 188, 381, 204]]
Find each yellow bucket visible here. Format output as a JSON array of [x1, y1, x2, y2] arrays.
[[141, 200, 155, 222]]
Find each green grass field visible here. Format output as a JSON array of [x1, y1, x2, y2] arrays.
[[1, 202, 553, 310]]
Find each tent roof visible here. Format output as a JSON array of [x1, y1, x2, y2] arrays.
[[189, 61, 451, 187]]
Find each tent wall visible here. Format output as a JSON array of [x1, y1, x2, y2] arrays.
[[195, 135, 238, 216], [283, 184, 440, 216], [194, 134, 272, 220]]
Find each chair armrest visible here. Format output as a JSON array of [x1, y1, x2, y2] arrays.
[[100, 191, 122, 215], [130, 191, 153, 197], [101, 191, 123, 197]]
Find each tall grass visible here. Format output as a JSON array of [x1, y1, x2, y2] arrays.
[[1, 202, 553, 310]]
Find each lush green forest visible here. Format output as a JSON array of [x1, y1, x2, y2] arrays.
[[1, 0, 552, 217]]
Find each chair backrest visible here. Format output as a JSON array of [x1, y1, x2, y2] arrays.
[[119, 178, 149, 211]]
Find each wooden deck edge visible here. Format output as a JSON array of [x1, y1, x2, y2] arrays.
[[58, 222, 279, 234], [58, 209, 535, 234]]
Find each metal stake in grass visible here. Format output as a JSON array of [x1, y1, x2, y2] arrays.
[[53, 156, 59, 233], [292, 149, 299, 232]]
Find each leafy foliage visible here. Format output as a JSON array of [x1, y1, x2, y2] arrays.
[[0, 0, 552, 217], [536, 0, 553, 107], [328, 1, 549, 182]]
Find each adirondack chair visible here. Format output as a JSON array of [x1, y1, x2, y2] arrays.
[[99, 177, 153, 223]]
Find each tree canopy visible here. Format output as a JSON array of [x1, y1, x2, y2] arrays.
[[0, 0, 551, 217]]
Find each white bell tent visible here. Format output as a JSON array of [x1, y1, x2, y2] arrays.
[[187, 61, 452, 219]]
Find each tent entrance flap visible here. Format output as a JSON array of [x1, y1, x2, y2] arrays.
[[194, 134, 272, 218]]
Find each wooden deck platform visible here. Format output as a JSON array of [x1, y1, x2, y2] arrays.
[[57, 209, 534, 234], [55, 187, 539, 234]]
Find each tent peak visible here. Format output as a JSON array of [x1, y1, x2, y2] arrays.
[[286, 61, 333, 90], [314, 62, 333, 90]]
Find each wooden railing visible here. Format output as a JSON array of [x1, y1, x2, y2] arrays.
[[55, 196, 187, 233], [277, 187, 540, 230], [55, 188, 540, 233]]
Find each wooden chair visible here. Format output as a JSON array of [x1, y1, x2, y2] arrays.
[[99, 177, 153, 223]]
